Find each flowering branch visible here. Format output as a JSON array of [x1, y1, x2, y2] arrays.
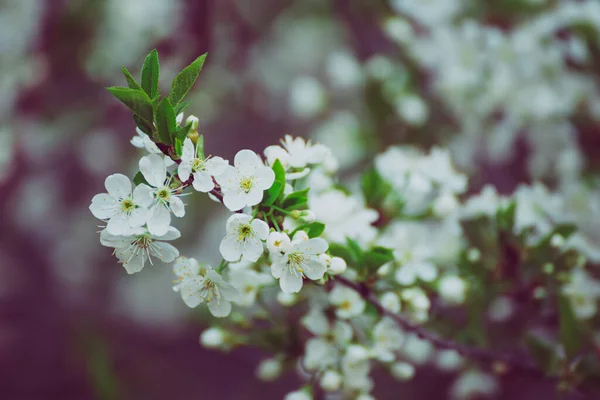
[[334, 276, 543, 375]]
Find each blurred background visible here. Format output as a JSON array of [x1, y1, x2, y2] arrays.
[[1, 0, 599, 399]]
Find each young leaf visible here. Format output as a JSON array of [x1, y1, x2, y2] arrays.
[[329, 243, 358, 264], [346, 238, 364, 263], [141, 49, 160, 99], [174, 101, 191, 117], [121, 67, 142, 90], [362, 246, 395, 272], [155, 97, 176, 144], [175, 138, 183, 158], [106, 87, 154, 123], [168, 53, 207, 106], [307, 222, 325, 238], [133, 115, 153, 137], [174, 123, 193, 142], [361, 168, 390, 208], [264, 159, 286, 206], [282, 188, 310, 210]]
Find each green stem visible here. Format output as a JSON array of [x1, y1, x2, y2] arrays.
[[216, 259, 229, 273], [270, 205, 291, 215], [270, 215, 281, 232]]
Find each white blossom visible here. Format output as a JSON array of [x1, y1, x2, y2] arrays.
[[302, 307, 353, 371], [219, 214, 269, 263], [178, 138, 228, 192], [139, 154, 186, 235], [329, 286, 366, 319], [562, 268, 600, 319], [372, 317, 405, 362], [90, 173, 152, 235], [270, 235, 328, 293], [215, 149, 275, 211], [100, 226, 180, 274], [228, 268, 273, 306], [172, 258, 238, 317]]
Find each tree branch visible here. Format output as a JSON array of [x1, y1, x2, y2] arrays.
[[334, 276, 545, 376]]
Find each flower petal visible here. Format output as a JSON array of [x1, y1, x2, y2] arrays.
[[128, 207, 147, 229], [105, 174, 132, 199], [153, 227, 181, 241], [119, 252, 146, 274], [192, 171, 214, 192], [234, 149, 261, 170], [139, 154, 167, 188], [133, 184, 154, 208], [89, 194, 118, 220], [170, 196, 185, 218], [220, 236, 243, 262], [270, 258, 285, 279], [245, 188, 263, 208], [303, 258, 326, 280], [226, 213, 252, 232], [294, 238, 328, 255], [152, 242, 179, 263], [146, 204, 171, 236], [280, 269, 303, 293], [256, 166, 276, 190], [395, 266, 416, 285], [182, 138, 195, 162], [106, 213, 130, 236], [223, 192, 247, 212], [178, 162, 192, 183], [243, 238, 264, 262], [206, 156, 228, 176], [214, 166, 238, 191], [251, 218, 270, 240], [208, 298, 232, 318]]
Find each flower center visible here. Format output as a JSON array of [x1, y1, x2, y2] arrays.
[[237, 224, 253, 242], [288, 252, 306, 274], [120, 198, 135, 213], [200, 279, 220, 303], [191, 158, 205, 172], [156, 187, 171, 202], [240, 176, 255, 193], [340, 300, 352, 310], [133, 234, 152, 249]]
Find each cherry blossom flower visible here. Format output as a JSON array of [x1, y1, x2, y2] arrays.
[[100, 227, 180, 274], [178, 138, 228, 192], [219, 214, 269, 262], [270, 234, 328, 293], [89, 173, 152, 235], [215, 149, 275, 211], [139, 154, 186, 235]]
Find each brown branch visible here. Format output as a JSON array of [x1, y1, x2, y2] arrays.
[[334, 276, 544, 376]]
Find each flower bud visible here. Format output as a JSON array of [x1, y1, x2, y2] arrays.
[[391, 362, 415, 381], [319, 253, 332, 266], [320, 370, 342, 391], [200, 327, 225, 349], [284, 390, 312, 400], [467, 248, 481, 263], [186, 115, 199, 132], [299, 210, 316, 223], [293, 230, 309, 242], [550, 234, 565, 248], [328, 257, 347, 275], [345, 345, 370, 363], [438, 276, 467, 305], [256, 357, 283, 381]]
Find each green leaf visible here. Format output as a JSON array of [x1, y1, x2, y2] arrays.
[[282, 188, 310, 210], [264, 159, 286, 206], [329, 243, 357, 264], [362, 246, 395, 272], [307, 222, 325, 238], [121, 67, 142, 90], [174, 101, 191, 117], [155, 97, 176, 144], [168, 53, 207, 106], [133, 171, 148, 186], [141, 49, 160, 98], [346, 237, 364, 262], [174, 138, 183, 158], [496, 200, 516, 232], [174, 123, 193, 142], [133, 115, 153, 137], [106, 87, 154, 123], [559, 295, 583, 359], [361, 168, 390, 208]]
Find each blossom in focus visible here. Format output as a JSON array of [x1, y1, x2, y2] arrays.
[[215, 149, 275, 211], [270, 233, 328, 293], [100, 226, 180, 274], [219, 214, 269, 262], [89, 173, 152, 235], [178, 138, 228, 192], [139, 154, 186, 236]]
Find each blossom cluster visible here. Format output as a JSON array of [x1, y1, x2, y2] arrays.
[[90, 50, 600, 399]]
